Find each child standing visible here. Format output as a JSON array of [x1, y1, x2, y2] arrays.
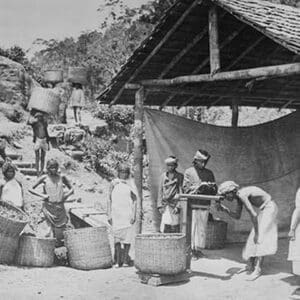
[[69, 83, 85, 124], [29, 159, 74, 245], [107, 164, 137, 267], [0, 161, 24, 210], [27, 110, 50, 176], [157, 156, 183, 233]]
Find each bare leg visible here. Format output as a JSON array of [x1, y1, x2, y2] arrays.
[[247, 257, 263, 281], [40, 149, 46, 176], [123, 244, 133, 266], [77, 108, 82, 123], [73, 107, 78, 123], [35, 150, 40, 176]]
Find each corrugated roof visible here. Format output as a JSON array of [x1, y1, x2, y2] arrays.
[[98, 0, 300, 109]]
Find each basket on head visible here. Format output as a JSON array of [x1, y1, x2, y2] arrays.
[[16, 235, 56, 267], [28, 87, 61, 115], [205, 220, 227, 249], [44, 70, 63, 83], [67, 67, 87, 85], [135, 233, 186, 275], [0, 232, 19, 264], [64, 227, 112, 270], [0, 200, 28, 237]]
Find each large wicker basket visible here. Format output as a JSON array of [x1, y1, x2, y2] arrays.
[[67, 67, 87, 84], [64, 227, 112, 270], [0, 201, 28, 237], [205, 220, 227, 249], [0, 232, 19, 264], [135, 233, 186, 275], [28, 87, 61, 115], [16, 235, 56, 267], [44, 70, 63, 83]]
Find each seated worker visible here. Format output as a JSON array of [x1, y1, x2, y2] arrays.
[[0, 161, 24, 210], [27, 110, 50, 176], [218, 181, 278, 281], [157, 156, 184, 233], [183, 149, 216, 260]]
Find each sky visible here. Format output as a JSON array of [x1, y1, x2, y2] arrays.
[[0, 0, 148, 52]]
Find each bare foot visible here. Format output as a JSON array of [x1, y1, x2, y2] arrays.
[[246, 269, 261, 281]]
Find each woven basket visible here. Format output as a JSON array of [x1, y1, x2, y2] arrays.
[[135, 233, 186, 275], [44, 70, 63, 83], [28, 87, 61, 115], [0, 232, 19, 264], [205, 220, 227, 249], [67, 67, 87, 84], [16, 235, 56, 267], [64, 227, 112, 270], [0, 201, 28, 237]]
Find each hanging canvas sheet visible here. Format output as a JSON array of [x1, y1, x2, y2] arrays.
[[144, 108, 300, 242]]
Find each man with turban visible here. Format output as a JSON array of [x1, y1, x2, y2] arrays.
[[157, 156, 184, 233], [218, 181, 278, 280], [183, 149, 216, 260]]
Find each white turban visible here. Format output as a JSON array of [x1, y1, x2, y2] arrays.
[[165, 156, 178, 165], [194, 150, 209, 161], [218, 181, 239, 195]]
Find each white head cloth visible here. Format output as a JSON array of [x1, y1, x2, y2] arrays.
[[218, 181, 239, 195], [165, 156, 178, 165], [194, 150, 209, 161]]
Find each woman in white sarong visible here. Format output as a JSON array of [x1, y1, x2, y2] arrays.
[[288, 188, 300, 282], [218, 181, 278, 281], [107, 164, 137, 267]]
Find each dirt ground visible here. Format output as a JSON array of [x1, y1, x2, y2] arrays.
[[0, 110, 298, 299], [0, 238, 298, 300]]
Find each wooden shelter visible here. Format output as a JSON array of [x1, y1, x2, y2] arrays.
[[97, 0, 300, 233]]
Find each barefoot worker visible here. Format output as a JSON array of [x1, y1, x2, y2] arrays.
[[218, 181, 278, 280], [29, 159, 74, 245], [107, 164, 137, 268], [288, 187, 300, 298], [27, 110, 50, 176], [69, 83, 85, 124], [157, 156, 183, 233], [183, 149, 216, 260]]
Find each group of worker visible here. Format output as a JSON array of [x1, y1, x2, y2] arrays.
[[156, 149, 299, 281]]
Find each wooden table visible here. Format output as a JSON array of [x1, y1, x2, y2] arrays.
[[178, 194, 222, 269]]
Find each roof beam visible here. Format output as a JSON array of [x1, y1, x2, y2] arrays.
[[146, 86, 296, 101], [279, 99, 294, 111], [180, 36, 266, 108], [141, 63, 300, 86], [109, 0, 201, 106], [209, 5, 220, 74], [159, 26, 245, 109]]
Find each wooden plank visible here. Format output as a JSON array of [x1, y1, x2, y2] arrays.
[[141, 63, 300, 87], [138, 271, 189, 286], [209, 5, 220, 74], [110, 0, 202, 106], [134, 87, 145, 234]]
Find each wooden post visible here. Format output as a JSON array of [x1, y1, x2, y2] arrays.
[[134, 87, 145, 234], [209, 5, 220, 74], [231, 99, 239, 127]]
